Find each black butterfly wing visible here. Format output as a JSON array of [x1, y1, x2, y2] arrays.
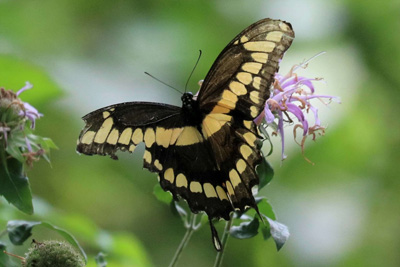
[[77, 102, 234, 220], [198, 19, 294, 212], [77, 102, 181, 159]]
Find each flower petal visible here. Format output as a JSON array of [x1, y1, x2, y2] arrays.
[[286, 103, 309, 136]]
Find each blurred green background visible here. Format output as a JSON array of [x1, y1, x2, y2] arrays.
[[1, 0, 399, 266]]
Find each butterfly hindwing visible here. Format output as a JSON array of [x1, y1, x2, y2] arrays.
[[77, 102, 236, 219]]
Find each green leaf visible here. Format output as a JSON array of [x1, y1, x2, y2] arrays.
[[0, 242, 13, 267], [230, 217, 259, 239], [0, 157, 33, 214], [6, 220, 87, 263], [265, 217, 290, 251], [257, 156, 274, 191], [95, 252, 108, 267], [153, 184, 172, 204], [7, 220, 40, 245], [256, 197, 276, 220], [261, 226, 271, 240]]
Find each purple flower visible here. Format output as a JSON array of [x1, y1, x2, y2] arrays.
[[256, 55, 340, 161], [16, 82, 43, 129]]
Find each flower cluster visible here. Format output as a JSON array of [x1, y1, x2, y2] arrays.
[[0, 82, 52, 168], [256, 55, 340, 162]]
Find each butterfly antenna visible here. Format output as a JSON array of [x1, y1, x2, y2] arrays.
[[184, 50, 202, 93], [144, 72, 182, 95]]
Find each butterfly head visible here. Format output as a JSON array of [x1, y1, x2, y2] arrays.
[[181, 92, 195, 110]]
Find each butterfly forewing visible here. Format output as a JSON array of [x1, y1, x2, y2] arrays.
[[198, 19, 294, 212], [198, 18, 294, 118]]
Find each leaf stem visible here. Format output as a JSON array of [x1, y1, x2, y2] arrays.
[[169, 213, 198, 267], [214, 215, 234, 267]]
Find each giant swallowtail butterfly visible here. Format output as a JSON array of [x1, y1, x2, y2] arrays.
[[77, 18, 294, 251]]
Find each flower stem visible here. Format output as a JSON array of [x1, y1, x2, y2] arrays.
[[169, 213, 197, 267], [213, 215, 234, 267]]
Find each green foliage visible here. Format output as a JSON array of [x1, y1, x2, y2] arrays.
[[0, 157, 33, 214], [0, 56, 62, 105], [0, 242, 13, 267], [257, 156, 274, 190], [153, 184, 172, 204], [95, 252, 107, 267], [230, 217, 260, 239]]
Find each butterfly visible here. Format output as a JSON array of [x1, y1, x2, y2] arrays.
[[77, 18, 294, 251]]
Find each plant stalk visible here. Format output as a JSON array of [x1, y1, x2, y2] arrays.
[[169, 213, 197, 267], [213, 215, 234, 267]]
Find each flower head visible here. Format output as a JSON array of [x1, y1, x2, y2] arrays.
[[256, 53, 340, 162], [17, 82, 43, 129], [0, 82, 52, 168]]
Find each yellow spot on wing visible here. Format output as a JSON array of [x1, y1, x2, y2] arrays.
[[118, 128, 132, 145], [243, 41, 275, 52], [236, 72, 252, 85], [190, 181, 203, 193], [226, 181, 235, 196], [279, 22, 291, 31], [94, 117, 114, 144], [243, 120, 253, 130], [81, 131, 96, 144], [144, 128, 155, 148], [240, 35, 249, 43], [170, 128, 184, 145], [203, 183, 218, 198], [251, 52, 269, 63], [242, 62, 262, 75], [129, 144, 136, 152], [218, 90, 238, 109], [211, 105, 230, 114], [175, 127, 203, 146], [131, 128, 143, 144], [156, 127, 173, 148], [250, 106, 258, 118], [250, 91, 261, 104], [216, 186, 228, 201], [243, 132, 257, 146], [154, 159, 163, 170], [266, 31, 284, 42], [103, 111, 110, 119], [240, 144, 253, 160], [164, 168, 175, 183], [107, 128, 119, 145], [236, 159, 247, 174], [202, 113, 231, 138], [143, 150, 152, 163], [229, 81, 247, 96], [176, 173, 188, 188], [253, 76, 262, 90], [229, 169, 241, 188]]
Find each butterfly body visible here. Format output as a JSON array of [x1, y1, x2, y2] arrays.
[[77, 18, 294, 250]]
